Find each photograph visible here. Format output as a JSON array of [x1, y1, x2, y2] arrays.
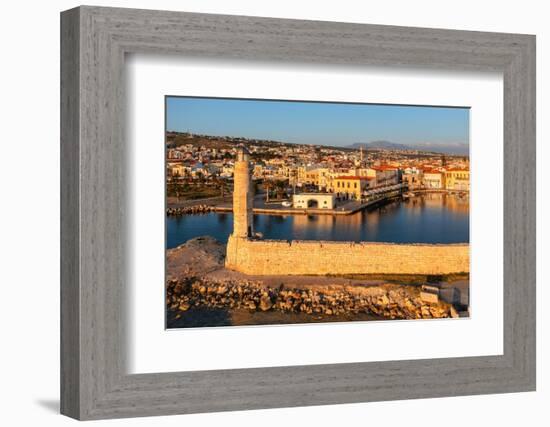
[[165, 97, 471, 328]]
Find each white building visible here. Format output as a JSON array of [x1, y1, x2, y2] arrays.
[[292, 193, 336, 209]]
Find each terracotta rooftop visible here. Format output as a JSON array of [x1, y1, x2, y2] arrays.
[[336, 176, 375, 180], [372, 165, 399, 171], [445, 168, 470, 172]]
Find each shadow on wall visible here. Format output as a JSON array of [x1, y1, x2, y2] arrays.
[[35, 399, 59, 414]]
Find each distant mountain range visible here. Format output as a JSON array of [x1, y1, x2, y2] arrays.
[[349, 140, 469, 156]]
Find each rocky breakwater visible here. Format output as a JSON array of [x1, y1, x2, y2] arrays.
[[166, 236, 455, 321], [166, 277, 453, 320], [166, 204, 215, 216]]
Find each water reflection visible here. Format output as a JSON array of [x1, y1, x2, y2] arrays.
[[166, 194, 469, 249]]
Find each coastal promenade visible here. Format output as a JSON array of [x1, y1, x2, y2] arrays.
[[168, 186, 407, 216], [214, 198, 371, 216]]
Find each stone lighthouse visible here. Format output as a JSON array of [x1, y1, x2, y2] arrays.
[[232, 146, 253, 238], [225, 146, 253, 269]]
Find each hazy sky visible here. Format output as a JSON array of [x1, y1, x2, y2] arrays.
[[166, 96, 469, 147]]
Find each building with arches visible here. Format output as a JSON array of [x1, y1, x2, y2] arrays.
[[292, 193, 336, 209]]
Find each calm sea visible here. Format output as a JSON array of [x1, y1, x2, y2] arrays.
[[166, 193, 469, 249]]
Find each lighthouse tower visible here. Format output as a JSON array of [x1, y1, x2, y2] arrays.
[[232, 147, 253, 238], [226, 147, 253, 270]]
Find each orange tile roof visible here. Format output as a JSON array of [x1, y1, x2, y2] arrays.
[[373, 165, 399, 171], [445, 168, 470, 172], [335, 176, 374, 180]]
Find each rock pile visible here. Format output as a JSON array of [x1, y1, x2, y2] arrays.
[[166, 205, 215, 216], [166, 277, 452, 320]]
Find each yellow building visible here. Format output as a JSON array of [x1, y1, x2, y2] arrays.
[[304, 168, 319, 185], [294, 167, 333, 190], [167, 163, 186, 177], [445, 169, 470, 191], [315, 168, 331, 190], [331, 176, 374, 200], [252, 164, 264, 178], [423, 170, 446, 189]]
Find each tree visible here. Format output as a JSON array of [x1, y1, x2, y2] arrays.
[[264, 180, 274, 202], [275, 180, 287, 200], [212, 173, 225, 197]]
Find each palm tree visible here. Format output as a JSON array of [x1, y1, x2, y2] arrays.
[[212, 173, 225, 198], [275, 180, 286, 200], [264, 180, 273, 202]]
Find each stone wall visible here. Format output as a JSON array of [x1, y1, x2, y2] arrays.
[[225, 236, 469, 275]]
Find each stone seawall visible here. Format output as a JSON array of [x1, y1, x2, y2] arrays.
[[225, 236, 469, 275]]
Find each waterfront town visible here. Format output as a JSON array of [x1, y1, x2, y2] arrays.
[[166, 131, 469, 212], [165, 131, 470, 328]]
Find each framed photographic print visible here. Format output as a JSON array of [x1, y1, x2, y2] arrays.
[[61, 6, 536, 420]]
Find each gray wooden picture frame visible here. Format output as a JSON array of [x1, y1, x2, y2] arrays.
[[60, 5, 536, 420]]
